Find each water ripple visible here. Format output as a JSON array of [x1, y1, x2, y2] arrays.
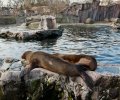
[[0, 25, 120, 75]]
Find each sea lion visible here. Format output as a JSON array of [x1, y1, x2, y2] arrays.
[[21, 51, 94, 90], [52, 53, 97, 71]]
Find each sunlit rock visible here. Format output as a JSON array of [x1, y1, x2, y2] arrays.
[[84, 18, 94, 24]]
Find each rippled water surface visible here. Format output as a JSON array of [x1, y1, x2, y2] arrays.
[[0, 25, 120, 75]]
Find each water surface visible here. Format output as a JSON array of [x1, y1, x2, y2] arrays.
[[0, 25, 120, 75]]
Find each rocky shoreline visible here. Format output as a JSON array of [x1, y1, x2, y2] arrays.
[[0, 58, 120, 100]]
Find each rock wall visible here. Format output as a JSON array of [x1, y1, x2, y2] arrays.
[[60, 0, 120, 23], [0, 69, 120, 100], [78, 3, 120, 23]]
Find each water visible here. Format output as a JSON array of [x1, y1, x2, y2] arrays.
[[0, 25, 120, 75]]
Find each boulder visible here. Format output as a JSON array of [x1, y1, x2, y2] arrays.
[[110, 18, 120, 23], [26, 22, 39, 29], [104, 18, 110, 22], [84, 18, 94, 24], [0, 58, 22, 75]]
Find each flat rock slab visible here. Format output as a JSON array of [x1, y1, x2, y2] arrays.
[[0, 27, 63, 41]]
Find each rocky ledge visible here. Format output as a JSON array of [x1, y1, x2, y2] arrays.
[[0, 27, 63, 41], [0, 58, 120, 100]]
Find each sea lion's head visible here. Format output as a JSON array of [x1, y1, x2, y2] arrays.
[[22, 51, 33, 60], [21, 51, 33, 67]]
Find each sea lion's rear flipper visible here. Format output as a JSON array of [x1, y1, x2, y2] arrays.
[[80, 71, 94, 91], [76, 64, 94, 91]]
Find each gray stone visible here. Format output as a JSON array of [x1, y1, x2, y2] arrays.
[[85, 18, 94, 24], [109, 87, 119, 99], [0, 58, 21, 72], [0, 60, 119, 100]]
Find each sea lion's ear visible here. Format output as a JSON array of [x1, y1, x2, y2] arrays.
[[21, 52, 28, 59], [21, 52, 26, 59]]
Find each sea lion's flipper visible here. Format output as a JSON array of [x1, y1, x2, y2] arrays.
[[76, 64, 94, 91], [76, 64, 89, 71], [80, 71, 94, 91]]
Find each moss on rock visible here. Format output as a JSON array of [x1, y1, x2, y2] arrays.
[[26, 76, 76, 100]]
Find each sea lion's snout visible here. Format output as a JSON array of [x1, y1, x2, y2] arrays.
[[21, 59, 29, 67]]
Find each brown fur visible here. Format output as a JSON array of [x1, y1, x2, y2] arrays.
[[22, 51, 33, 62], [22, 51, 84, 76], [21, 51, 95, 89], [52, 53, 97, 71]]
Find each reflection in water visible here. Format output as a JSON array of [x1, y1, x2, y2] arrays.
[[0, 25, 120, 75], [39, 38, 58, 48]]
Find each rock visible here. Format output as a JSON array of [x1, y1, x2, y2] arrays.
[[62, 0, 120, 23], [0, 60, 119, 100], [0, 15, 63, 41], [27, 15, 57, 30], [26, 22, 39, 29], [0, 71, 21, 85], [0, 31, 15, 39], [0, 58, 3, 66], [0, 58, 22, 72], [0, 68, 103, 100], [84, 18, 94, 24], [97, 76, 120, 100], [104, 18, 110, 22], [0, 27, 64, 41], [110, 18, 120, 23], [109, 87, 119, 99]]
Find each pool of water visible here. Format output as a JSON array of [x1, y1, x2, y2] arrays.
[[0, 25, 120, 75]]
